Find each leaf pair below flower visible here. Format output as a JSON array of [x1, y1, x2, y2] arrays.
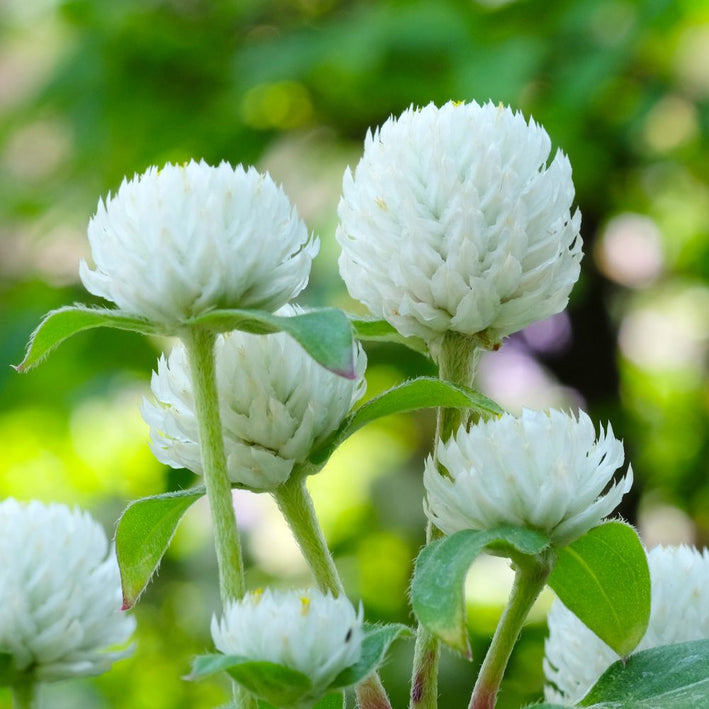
[[410, 521, 650, 659]]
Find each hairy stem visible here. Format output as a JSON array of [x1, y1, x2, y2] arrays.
[[273, 477, 344, 596], [184, 326, 245, 603], [410, 332, 482, 709], [274, 475, 392, 709], [183, 327, 257, 709], [468, 552, 554, 709]]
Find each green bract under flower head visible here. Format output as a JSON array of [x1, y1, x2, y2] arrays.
[[337, 100, 582, 347], [212, 588, 363, 704], [0, 499, 135, 683], [141, 305, 367, 490], [80, 160, 318, 327], [544, 545, 709, 705], [424, 409, 632, 546]]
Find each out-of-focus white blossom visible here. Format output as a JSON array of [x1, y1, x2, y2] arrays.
[[141, 306, 367, 490], [424, 409, 632, 546], [0, 499, 135, 683], [212, 588, 362, 701], [544, 545, 709, 705], [80, 160, 318, 327], [337, 100, 582, 347]]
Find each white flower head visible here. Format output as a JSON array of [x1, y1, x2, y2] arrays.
[[544, 545, 709, 705], [0, 499, 135, 683], [337, 100, 582, 347], [141, 305, 367, 491], [80, 160, 318, 327], [424, 409, 632, 546], [212, 588, 363, 702]]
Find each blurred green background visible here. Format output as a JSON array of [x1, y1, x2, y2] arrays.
[[0, 0, 707, 707]]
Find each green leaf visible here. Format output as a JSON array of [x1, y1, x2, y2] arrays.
[[330, 623, 412, 690], [14, 305, 160, 372], [579, 640, 709, 708], [189, 654, 312, 707], [411, 527, 550, 656], [255, 696, 344, 709], [548, 521, 650, 657], [190, 307, 355, 378], [311, 693, 345, 709], [308, 377, 503, 466], [116, 487, 205, 609], [349, 316, 429, 356]]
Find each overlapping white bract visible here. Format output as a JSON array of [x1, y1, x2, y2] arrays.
[[544, 545, 709, 705], [141, 306, 367, 490], [337, 101, 582, 346], [80, 160, 318, 327], [424, 409, 632, 546], [0, 499, 135, 682], [212, 588, 362, 698]]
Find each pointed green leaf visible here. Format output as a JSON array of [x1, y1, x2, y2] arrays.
[[188, 654, 249, 680], [189, 654, 312, 707], [411, 527, 550, 656], [330, 623, 412, 690], [349, 316, 429, 356], [256, 696, 344, 709], [230, 662, 311, 706], [14, 305, 160, 372], [579, 640, 709, 708], [190, 307, 355, 378], [116, 487, 205, 609], [311, 693, 345, 709], [308, 377, 503, 466], [548, 521, 650, 657]]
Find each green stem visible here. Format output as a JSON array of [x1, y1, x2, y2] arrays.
[[273, 476, 344, 596], [273, 475, 392, 709], [183, 327, 257, 709], [183, 326, 245, 603], [468, 552, 554, 709], [11, 677, 38, 709], [410, 332, 481, 709]]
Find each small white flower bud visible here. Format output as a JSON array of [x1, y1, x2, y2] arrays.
[[211, 588, 362, 699], [424, 409, 632, 546], [337, 101, 582, 347], [141, 306, 367, 490], [80, 160, 318, 327], [544, 545, 709, 705], [0, 499, 135, 682]]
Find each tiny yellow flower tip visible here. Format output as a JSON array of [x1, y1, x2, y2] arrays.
[[375, 197, 387, 209], [300, 596, 312, 615]]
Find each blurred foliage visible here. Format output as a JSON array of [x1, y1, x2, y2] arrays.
[[0, 0, 707, 707]]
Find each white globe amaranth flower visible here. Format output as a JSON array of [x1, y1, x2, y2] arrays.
[[544, 545, 709, 705], [0, 499, 135, 683], [80, 160, 318, 327], [141, 306, 367, 491], [212, 588, 363, 702], [337, 100, 582, 346], [423, 409, 632, 546]]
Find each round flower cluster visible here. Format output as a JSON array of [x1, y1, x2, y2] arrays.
[[337, 101, 582, 347], [142, 306, 367, 490], [0, 499, 135, 683], [80, 160, 318, 327], [212, 588, 362, 700], [544, 545, 709, 704], [424, 409, 632, 546]]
